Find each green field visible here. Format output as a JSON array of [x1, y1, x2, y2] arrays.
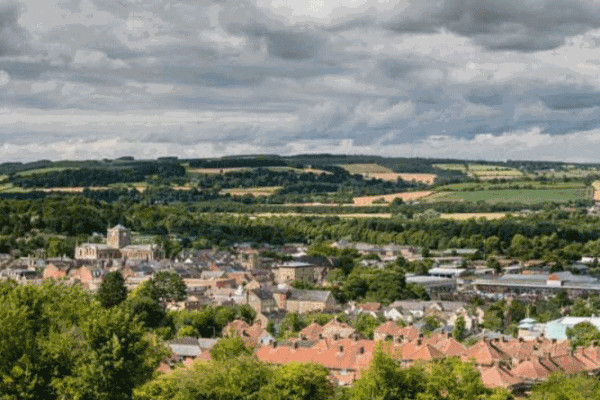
[[435, 181, 587, 192], [16, 167, 70, 176], [426, 188, 592, 204], [433, 163, 521, 177], [433, 164, 467, 172], [531, 169, 600, 179]]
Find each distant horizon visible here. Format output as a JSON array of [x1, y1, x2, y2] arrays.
[[4, 152, 600, 166]]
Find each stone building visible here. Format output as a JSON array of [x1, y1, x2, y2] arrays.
[[274, 261, 316, 285], [75, 225, 162, 261]]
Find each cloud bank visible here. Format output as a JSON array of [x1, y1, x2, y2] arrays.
[[1, 0, 600, 162]]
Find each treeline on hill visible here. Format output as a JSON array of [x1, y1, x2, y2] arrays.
[[9, 162, 186, 188], [188, 155, 288, 168], [194, 167, 424, 195], [0, 186, 590, 213], [1, 196, 600, 265]]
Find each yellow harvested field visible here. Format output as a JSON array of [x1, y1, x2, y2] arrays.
[[353, 191, 433, 205], [341, 163, 394, 174], [476, 175, 522, 181], [221, 187, 282, 197], [172, 186, 194, 191], [189, 167, 248, 174], [303, 168, 331, 175], [216, 212, 392, 219], [440, 213, 507, 220], [362, 172, 437, 184], [397, 173, 437, 184], [593, 181, 600, 200], [38, 187, 109, 193]]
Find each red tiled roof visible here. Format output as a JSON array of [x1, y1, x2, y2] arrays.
[[511, 358, 556, 381], [462, 340, 510, 365], [479, 365, 523, 388], [405, 344, 445, 361], [399, 326, 420, 341], [550, 353, 587, 375], [374, 321, 403, 338], [434, 337, 467, 357], [299, 322, 325, 341], [223, 319, 250, 336], [577, 345, 600, 365], [322, 319, 357, 339]]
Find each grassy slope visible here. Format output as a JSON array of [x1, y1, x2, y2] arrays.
[[426, 188, 590, 204]]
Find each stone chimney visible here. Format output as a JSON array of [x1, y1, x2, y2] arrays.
[[273, 291, 288, 309]]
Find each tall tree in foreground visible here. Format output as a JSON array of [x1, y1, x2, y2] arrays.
[[0, 281, 163, 400], [135, 356, 272, 400], [529, 373, 600, 400], [97, 271, 128, 308], [209, 338, 252, 361], [350, 344, 424, 400], [259, 362, 334, 400]]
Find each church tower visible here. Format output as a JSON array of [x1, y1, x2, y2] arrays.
[[107, 225, 131, 249]]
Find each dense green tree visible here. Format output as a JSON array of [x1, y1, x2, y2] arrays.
[[141, 272, 186, 305], [125, 295, 167, 330], [566, 321, 600, 349], [96, 271, 128, 308], [529, 373, 600, 400], [487, 256, 502, 274], [353, 313, 383, 339], [279, 312, 307, 338], [135, 355, 271, 400], [452, 316, 467, 341], [0, 282, 163, 400], [483, 301, 505, 332], [210, 338, 253, 361], [509, 234, 530, 259], [416, 358, 510, 400], [350, 344, 425, 400], [259, 362, 334, 400]]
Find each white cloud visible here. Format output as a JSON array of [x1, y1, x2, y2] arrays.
[[0, 70, 11, 86], [71, 49, 129, 69]]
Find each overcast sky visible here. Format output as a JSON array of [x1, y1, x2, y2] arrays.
[[2, 0, 600, 162]]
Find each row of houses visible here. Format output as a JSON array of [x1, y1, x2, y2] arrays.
[[163, 318, 600, 390]]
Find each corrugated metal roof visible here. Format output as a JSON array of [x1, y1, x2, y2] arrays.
[[168, 344, 201, 357]]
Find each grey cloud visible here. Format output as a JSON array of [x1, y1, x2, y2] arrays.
[[266, 31, 321, 60], [541, 93, 600, 110], [234, 23, 322, 60], [379, 59, 417, 80], [467, 91, 503, 106], [0, 3, 29, 56], [323, 17, 375, 33], [0, 61, 61, 79], [380, 0, 600, 51]]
